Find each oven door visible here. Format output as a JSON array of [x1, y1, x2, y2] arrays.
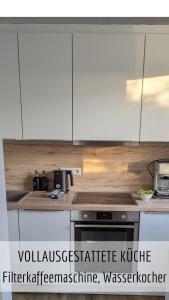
[[71, 223, 138, 273], [73, 223, 138, 242]]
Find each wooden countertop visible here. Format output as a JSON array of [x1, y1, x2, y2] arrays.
[[7, 191, 169, 212]]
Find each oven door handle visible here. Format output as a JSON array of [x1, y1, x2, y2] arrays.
[[74, 224, 135, 229]]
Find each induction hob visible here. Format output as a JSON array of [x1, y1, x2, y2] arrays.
[[73, 192, 136, 205]]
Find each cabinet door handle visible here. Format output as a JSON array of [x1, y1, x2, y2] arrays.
[[75, 224, 135, 229]]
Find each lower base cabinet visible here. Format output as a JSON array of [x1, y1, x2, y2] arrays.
[[7, 210, 19, 241], [137, 213, 168, 297], [139, 212, 169, 241], [19, 210, 70, 241]]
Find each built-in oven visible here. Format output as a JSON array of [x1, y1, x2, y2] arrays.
[[71, 211, 139, 273]]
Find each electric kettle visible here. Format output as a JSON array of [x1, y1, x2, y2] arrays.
[[53, 169, 74, 193]]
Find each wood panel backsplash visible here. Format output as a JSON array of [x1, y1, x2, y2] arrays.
[[3, 141, 169, 192]]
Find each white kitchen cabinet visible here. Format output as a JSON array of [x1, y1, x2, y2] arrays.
[[139, 212, 169, 241], [18, 33, 72, 140], [0, 33, 22, 139], [19, 210, 70, 241], [73, 33, 145, 142], [7, 210, 19, 241], [141, 34, 169, 141], [138, 212, 169, 297]]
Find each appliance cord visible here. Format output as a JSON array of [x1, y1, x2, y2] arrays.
[[147, 160, 158, 178]]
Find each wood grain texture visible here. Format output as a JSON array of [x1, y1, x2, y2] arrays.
[[3, 141, 169, 193], [13, 293, 164, 300], [7, 191, 169, 212], [13, 294, 70, 300]]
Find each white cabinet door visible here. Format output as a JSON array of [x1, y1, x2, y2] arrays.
[[139, 212, 169, 241], [73, 33, 145, 141], [19, 33, 72, 140], [0, 33, 22, 139], [19, 210, 70, 241], [7, 210, 19, 241], [141, 34, 169, 141]]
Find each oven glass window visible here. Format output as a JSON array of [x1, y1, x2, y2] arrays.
[[75, 225, 134, 242], [73, 224, 136, 273]]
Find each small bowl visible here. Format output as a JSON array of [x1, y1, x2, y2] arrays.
[[138, 193, 154, 201]]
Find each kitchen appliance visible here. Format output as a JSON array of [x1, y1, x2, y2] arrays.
[[71, 211, 139, 242], [148, 159, 169, 197], [73, 192, 137, 205], [71, 209, 139, 272], [53, 169, 73, 193]]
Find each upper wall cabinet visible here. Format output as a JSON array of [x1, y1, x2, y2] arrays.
[[73, 33, 145, 142], [141, 34, 169, 141], [18, 33, 72, 140], [0, 33, 22, 139]]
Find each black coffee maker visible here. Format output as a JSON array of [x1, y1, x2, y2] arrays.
[[53, 169, 73, 193]]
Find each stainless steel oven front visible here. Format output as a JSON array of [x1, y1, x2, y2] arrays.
[[70, 211, 140, 273], [71, 211, 139, 242]]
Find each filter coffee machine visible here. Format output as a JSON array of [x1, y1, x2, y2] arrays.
[[148, 160, 169, 197]]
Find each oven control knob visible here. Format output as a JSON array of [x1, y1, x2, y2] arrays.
[[121, 214, 126, 219], [83, 213, 88, 219]]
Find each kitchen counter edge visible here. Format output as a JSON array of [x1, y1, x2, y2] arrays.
[[6, 191, 169, 212]]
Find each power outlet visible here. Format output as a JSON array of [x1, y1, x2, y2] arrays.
[[60, 168, 82, 176], [74, 168, 82, 176]]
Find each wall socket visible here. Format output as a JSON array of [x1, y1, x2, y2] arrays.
[[60, 168, 82, 176]]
